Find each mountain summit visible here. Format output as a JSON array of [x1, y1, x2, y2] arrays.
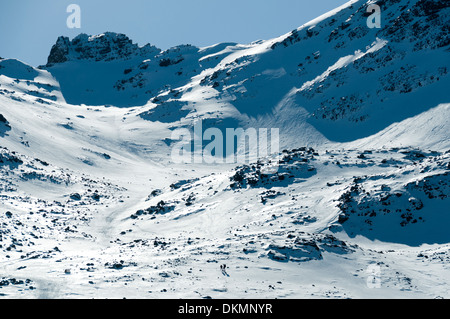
[[47, 32, 161, 65]]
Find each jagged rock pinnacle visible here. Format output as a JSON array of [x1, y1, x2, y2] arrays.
[[47, 32, 161, 66]]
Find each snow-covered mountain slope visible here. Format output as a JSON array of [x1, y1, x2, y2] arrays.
[[349, 103, 450, 151], [0, 0, 449, 299], [191, 0, 449, 143], [0, 59, 65, 104]]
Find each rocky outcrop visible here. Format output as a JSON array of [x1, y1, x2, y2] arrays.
[[46, 32, 161, 66]]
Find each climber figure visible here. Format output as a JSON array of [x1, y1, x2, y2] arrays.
[[220, 264, 229, 277]]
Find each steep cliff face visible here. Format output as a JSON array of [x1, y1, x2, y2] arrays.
[[47, 36, 70, 64]]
